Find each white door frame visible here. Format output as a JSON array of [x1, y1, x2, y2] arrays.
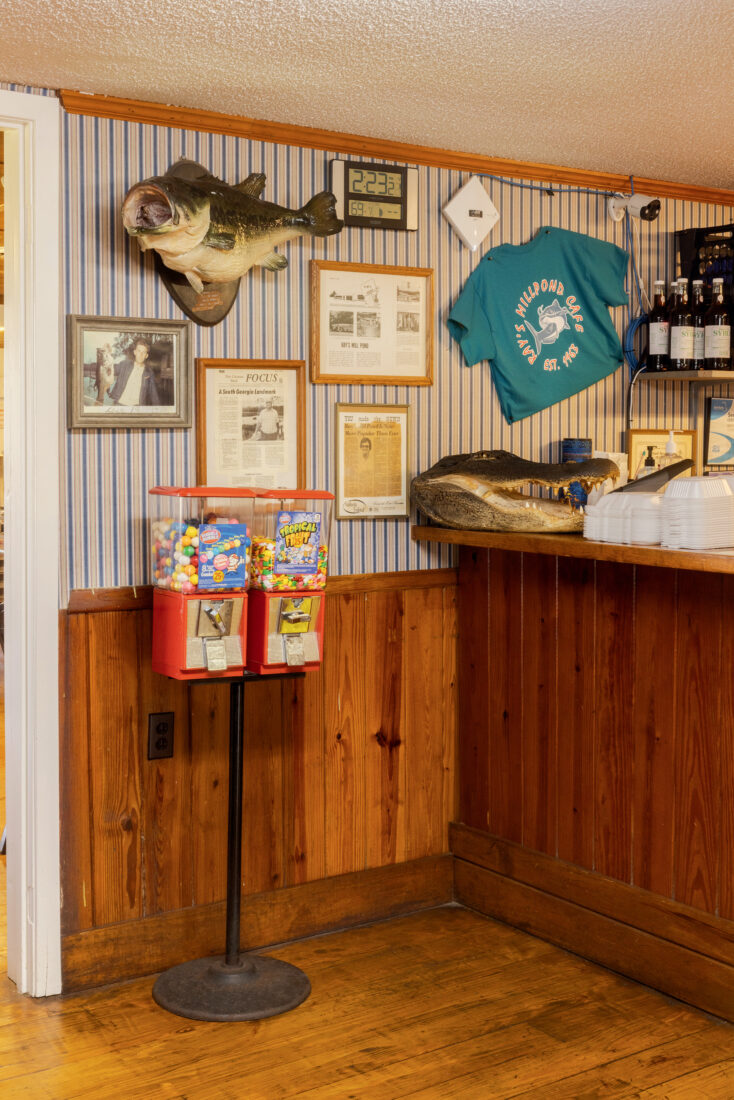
[[2, 89, 62, 996]]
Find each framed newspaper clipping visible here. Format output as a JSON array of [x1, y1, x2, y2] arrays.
[[195, 358, 305, 487], [335, 402, 410, 519], [311, 260, 433, 385]]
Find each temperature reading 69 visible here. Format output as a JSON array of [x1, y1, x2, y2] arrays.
[[330, 160, 418, 230]]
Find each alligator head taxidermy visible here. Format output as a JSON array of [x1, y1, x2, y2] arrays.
[[411, 450, 619, 532]]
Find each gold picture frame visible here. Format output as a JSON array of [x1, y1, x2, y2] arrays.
[[195, 358, 306, 487], [627, 428, 697, 480], [335, 402, 410, 519], [310, 260, 433, 385]]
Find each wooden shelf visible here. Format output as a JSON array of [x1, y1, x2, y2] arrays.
[[412, 524, 734, 576], [637, 370, 734, 382]]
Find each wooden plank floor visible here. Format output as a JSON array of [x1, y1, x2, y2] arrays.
[[0, 904, 734, 1098]]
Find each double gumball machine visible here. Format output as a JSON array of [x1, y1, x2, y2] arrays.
[[149, 487, 333, 680], [148, 486, 334, 1021]]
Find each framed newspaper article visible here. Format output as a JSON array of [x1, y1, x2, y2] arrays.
[[311, 260, 433, 385], [195, 358, 305, 487], [335, 403, 410, 519]]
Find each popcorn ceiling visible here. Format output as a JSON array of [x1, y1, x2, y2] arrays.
[[1, 0, 733, 188]]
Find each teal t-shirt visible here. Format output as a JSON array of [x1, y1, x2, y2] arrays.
[[447, 226, 629, 424]]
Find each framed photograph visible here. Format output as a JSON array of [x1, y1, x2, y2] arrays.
[[311, 260, 433, 385], [196, 359, 305, 488], [627, 428, 697, 479], [705, 397, 734, 466], [67, 315, 191, 429], [335, 402, 410, 519]]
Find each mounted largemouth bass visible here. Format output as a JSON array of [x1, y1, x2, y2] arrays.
[[122, 159, 343, 295]]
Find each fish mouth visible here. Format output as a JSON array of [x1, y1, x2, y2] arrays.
[[122, 184, 175, 234]]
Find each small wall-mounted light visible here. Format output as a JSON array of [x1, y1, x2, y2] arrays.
[[608, 193, 661, 222]]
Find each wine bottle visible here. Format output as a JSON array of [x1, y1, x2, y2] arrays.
[[647, 279, 669, 372], [691, 279, 706, 369], [669, 281, 694, 371], [704, 277, 732, 371]]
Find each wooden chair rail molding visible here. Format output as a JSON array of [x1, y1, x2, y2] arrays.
[[65, 567, 458, 612], [59, 90, 734, 208]]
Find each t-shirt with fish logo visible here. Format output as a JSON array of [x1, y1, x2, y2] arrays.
[[447, 226, 629, 423]]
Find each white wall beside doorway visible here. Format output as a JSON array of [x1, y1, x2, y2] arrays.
[[1, 89, 61, 996]]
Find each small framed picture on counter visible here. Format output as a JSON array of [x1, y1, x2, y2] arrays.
[[705, 398, 734, 466], [627, 428, 696, 480]]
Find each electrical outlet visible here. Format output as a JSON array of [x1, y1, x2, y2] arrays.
[[148, 712, 174, 759]]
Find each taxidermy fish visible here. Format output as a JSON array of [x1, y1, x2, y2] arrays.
[[122, 159, 343, 294], [411, 450, 619, 532]]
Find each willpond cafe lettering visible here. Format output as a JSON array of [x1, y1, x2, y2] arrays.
[[514, 279, 585, 371], [204, 367, 299, 487]]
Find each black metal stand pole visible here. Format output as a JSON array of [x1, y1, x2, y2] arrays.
[[225, 678, 244, 967], [152, 674, 311, 1021]]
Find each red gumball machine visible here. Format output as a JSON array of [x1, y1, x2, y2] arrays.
[[246, 489, 334, 675], [149, 487, 257, 680]]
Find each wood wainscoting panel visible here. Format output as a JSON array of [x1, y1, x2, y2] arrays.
[[719, 574, 734, 922], [555, 556, 596, 870], [632, 566, 678, 898], [365, 588, 407, 868], [520, 552, 557, 857], [456, 549, 734, 925], [60, 569, 458, 975], [593, 561, 635, 884], [673, 571, 722, 914], [457, 548, 490, 831], [486, 550, 523, 844]]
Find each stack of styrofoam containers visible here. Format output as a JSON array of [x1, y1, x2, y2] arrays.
[[583, 492, 661, 545], [660, 477, 734, 549]]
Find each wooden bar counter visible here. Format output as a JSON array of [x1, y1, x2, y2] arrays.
[[414, 524, 734, 1022]]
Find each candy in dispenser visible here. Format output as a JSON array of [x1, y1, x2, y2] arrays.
[[149, 488, 255, 680], [245, 490, 333, 675]]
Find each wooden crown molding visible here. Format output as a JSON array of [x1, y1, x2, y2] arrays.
[[59, 89, 734, 208]]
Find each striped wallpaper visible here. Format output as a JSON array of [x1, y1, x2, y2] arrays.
[[3, 83, 733, 603]]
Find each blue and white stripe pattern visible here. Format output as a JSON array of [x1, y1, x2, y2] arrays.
[[3, 84, 730, 601]]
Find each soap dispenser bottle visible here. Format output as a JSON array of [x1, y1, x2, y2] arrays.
[[658, 429, 681, 468]]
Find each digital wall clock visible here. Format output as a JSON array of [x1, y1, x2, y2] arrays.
[[330, 160, 418, 230]]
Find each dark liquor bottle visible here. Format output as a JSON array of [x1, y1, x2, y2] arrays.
[[691, 279, 707, 369], [704, 277, 732, 371], [669, 281, 694, 371], [646, 279, 669, 371]]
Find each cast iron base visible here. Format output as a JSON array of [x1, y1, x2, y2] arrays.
[[152, 953, 311, 1022]]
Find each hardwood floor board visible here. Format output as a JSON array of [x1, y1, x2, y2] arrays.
[[512, 1028, 734, 1099], [88, 944, 709, 1099], [1, 907, 734, 1097], [297, 987, 711, 1100], [637, 1061, 734, 1097]]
